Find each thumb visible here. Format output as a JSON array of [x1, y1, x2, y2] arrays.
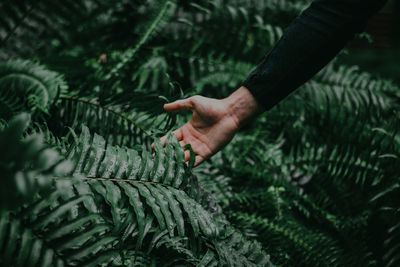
[[164, 98, 194, 112]]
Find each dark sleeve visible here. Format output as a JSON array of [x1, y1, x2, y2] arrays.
[[242, 0, 388, 110]]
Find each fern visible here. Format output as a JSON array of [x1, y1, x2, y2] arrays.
[[0, 60, 67, 118], [0, 114, 66, 211], [0, 114, 119, 266], [53, 96, 153, 148], [104, 0, 177, 82], [0, 0, 94, 60], [0, 113, 273, 265], [61, 125, 272, 265], [1, 0, 400, 265]]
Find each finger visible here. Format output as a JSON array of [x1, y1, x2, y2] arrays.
[[164, 98, 194, 112], [158, 128, 183, 148], [180, 140, 187, 148], [153, 148, 168, 158], [152, 135, 167, 150], [172, 128, 183, 141], [159, 135, 168, 147], [194, 155, 204, 167], [184, 149, 191, 162]]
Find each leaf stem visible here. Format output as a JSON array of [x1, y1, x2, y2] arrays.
[[60, 96, 151, 137]]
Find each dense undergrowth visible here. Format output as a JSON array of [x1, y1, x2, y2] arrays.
[[0, 0, 399, 266]]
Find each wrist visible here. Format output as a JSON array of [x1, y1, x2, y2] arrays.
[[223, 86, 263, 129]]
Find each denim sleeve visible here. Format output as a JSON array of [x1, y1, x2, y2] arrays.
[[242, 0, 388, 110]]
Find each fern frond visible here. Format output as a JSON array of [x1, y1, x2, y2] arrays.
[[59, 125, 272, 265], [104, 0, 177, 82], [0, 181, 120, 266], [317, 62, 400, 96], [0, 113, 71, 211], [65, 125, 186, 187], [229, 211, 375, 267], [0, 60, 67, 118], [53, 97, 153, 148], [0, 0, 95, 60]]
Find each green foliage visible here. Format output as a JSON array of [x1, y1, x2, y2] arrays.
[[193, 64, 400, 266], [0, 115, 272, 265], [0, 0, 399, 266], [0, 114, 70, 211], [0, 60, 67, 118]]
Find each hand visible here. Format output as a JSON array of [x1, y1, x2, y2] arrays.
[[160, 87, 263, 166]]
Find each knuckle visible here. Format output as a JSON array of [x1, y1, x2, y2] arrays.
[[190, 95, 200, 104]]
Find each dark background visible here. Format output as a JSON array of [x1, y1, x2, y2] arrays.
[[340, 0, 400, 84]]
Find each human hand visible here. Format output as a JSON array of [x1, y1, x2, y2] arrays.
[[158, 87, 263, 166]]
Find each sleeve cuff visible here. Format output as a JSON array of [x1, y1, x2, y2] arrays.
[[242, 75, 277, 111]]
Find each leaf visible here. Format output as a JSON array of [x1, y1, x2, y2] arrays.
[[0, 60, 66, 117]]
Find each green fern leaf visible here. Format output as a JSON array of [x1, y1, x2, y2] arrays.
[[0, 60, 66, 118]]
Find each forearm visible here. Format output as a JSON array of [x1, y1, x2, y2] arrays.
[[243, 0, 387, 110]]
